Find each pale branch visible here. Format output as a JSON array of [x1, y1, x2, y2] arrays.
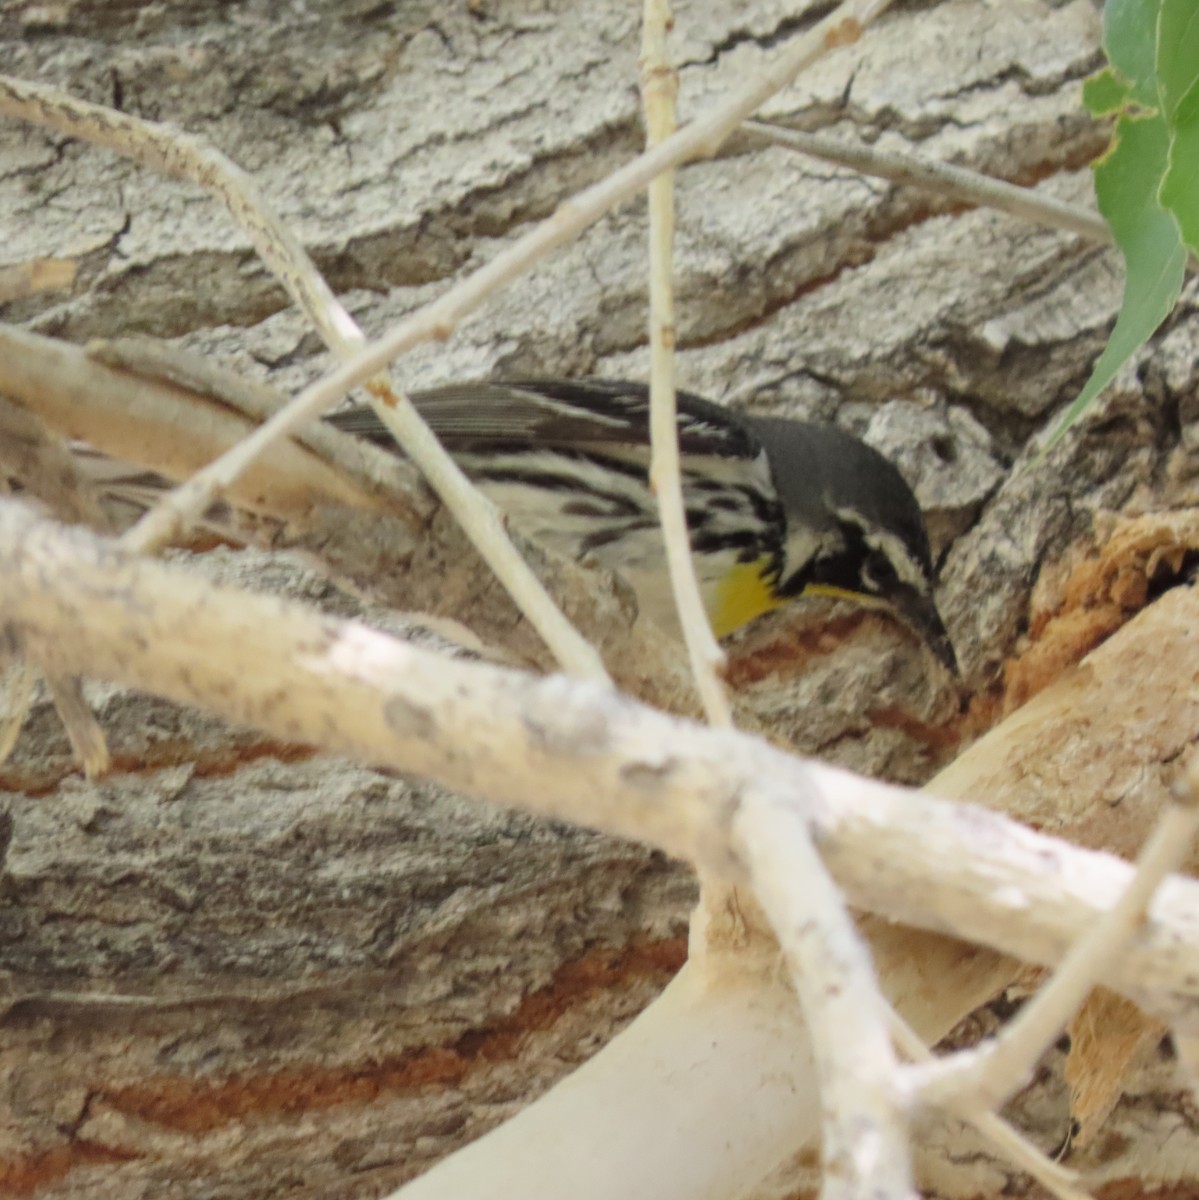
[[393, 928, 1016, 1200], [84, 336, 426, 517], [3, 498, 1199, 1025], [737, 789, 915, 1200], [0, 650, 35, 768], [641, 0, 748, 1014], [41, 670, 109, 779], [0, 323, 400, 523], [0, 396, 115, 771], [0, 74, 608, 684], [886, 1010, 1093, 1200], [641, 0, 731, 726], [0, 255, 77, 305], [914, 757, 1199, 1114], [741, 121, 1112, 245]]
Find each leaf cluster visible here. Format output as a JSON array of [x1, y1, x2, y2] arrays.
[[1047, 0, 1199, 448]]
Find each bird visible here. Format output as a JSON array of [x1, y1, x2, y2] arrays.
[[326, 378, 957, 672]]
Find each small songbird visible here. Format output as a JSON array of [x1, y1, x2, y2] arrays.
[[327, 378, 957, 671]]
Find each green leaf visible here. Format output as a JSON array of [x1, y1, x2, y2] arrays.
[[1156, 0, 1199, 117], [1157, 0, 1199, 251], [1083, 66, 1132, 117], [1042, 109, 1186, 452], [1104, 0, 1161, 105]]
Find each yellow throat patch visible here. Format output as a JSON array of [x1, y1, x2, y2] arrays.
[[710, 564, 874, 639], [710, 558, 783, 638]]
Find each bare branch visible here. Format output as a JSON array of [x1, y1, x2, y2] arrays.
[[741, 121, 1111, 245], [3, 500, 1199, 1027], [738, 790, 915, 1200], [42, 670, 109, 779], [0, 323, 411, 521], [641, 0, 732, 725], [914, 756, 1199, 1113], [886, 1010, 1093, 1200]]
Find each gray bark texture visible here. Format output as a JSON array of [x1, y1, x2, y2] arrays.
[[3, 0, 1199, 1196]]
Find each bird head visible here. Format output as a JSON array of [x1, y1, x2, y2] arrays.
[[749, 417, 957, 673]]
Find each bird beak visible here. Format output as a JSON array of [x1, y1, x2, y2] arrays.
[[803, 581, 959, 674], [890, 584, 958, 675]]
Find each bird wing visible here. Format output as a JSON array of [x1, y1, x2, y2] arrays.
[[325, 379, 761, 460]]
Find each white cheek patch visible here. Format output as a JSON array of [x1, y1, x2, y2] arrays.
[[866, 528, 930, 591], [784, 525, 818, 569], [834, 509, 932, 594]]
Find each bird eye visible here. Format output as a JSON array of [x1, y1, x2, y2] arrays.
[[864, 553, 899, 592]]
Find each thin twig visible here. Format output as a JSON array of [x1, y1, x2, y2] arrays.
[[641, 0, 732, 725], [640, 0, 740, 1058], [0, 323, 408, 521], [886, 1010, 1093, 1200], [0, 651, 36, 769], [0, 74, 607, 684], [42, 672, 110, 779], [914, 756, 1199, 1113], [738, 790, 915, 1200], [0, 396, 114, 771], [742, 121, 1112, 245]]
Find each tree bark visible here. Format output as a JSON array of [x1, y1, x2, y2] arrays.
[[4, 0, 1199, 1197]]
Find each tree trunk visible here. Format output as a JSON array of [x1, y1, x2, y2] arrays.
[[3, 0, 1198, 1196]]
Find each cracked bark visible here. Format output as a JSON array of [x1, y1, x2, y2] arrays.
[[3, 0, 1199, 1197]]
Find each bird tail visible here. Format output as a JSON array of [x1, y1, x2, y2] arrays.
[[14, 441, 253, 544]]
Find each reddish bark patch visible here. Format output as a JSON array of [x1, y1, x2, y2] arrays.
[[0, 738, 317, 798], [1097, 1181, 1199, 1200], [0, 1143, 136, 1197], [723, 612, 871, 688], [98, 936, 687, 1135], [867, 706, 961, 754], [1003, 512, 1199, 714]]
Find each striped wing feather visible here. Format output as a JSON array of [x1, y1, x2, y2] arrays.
[[325, 379, 760, 460]]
